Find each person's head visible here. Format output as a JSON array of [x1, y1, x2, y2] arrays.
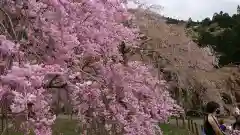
[[205, 101, 220, 115]]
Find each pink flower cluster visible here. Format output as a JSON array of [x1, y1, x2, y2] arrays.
[[2, 0, 138, 64], [0, 0, 182, 135], [70, 60, 182, 135], [0, 52, 62, 134]]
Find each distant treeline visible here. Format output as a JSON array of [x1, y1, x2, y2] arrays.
[[164, 17, 186, 24], [186, 5, 240, 67]]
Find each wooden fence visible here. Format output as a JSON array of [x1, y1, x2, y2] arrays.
[[0, 114, 12, 135], [0, 115, 205, 135], [171, 117, 203, 135]]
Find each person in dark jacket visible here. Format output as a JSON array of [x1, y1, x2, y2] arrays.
[[233, 115, 240, 130], [203, 101, 224, 135]]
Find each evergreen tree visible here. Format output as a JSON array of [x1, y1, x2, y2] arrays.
[[189, 7, 240, 66], [237, 5, 240, 14]]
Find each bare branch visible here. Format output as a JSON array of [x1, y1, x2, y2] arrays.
[[0, 7, 17, 40]]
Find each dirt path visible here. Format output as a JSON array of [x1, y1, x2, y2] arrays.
[[168, 117, 235, 126], [57, 115, 236, 127]]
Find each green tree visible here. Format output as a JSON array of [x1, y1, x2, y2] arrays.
[[237, 5, 240, 14], [201, 17, 211, 26], [186, 17, 193, 28], [189, 6, 240, 66]]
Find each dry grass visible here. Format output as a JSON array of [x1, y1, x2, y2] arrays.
[[0, 119, 78, 135]]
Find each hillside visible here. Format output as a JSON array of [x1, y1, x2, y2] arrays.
[[186, 9, 240, 66], [128, 9, 240, 115]]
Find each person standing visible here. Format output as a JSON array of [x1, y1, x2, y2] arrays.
[[203, 101, 224, 135], [233, 115, 240, 130]]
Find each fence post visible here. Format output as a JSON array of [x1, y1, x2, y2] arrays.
[[182, 117, 186, 128], [194, 123, 200, 135], [4, 101, 8, 135], [5, 114, 8, 135], [201, 125, 203, 131], [176, 117, 179, 127], [187, 119, 191, 130], [191, 120, 194, 133], [1, 114, 3, 134]]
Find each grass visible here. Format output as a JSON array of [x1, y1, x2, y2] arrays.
[[0, 119, 189, 135], [52, 119, 79, 135], [160, 124, 190, 135], [1, 119, 79, 135]]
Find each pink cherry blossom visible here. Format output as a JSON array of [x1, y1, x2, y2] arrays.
[[0, 0, 182, 135]]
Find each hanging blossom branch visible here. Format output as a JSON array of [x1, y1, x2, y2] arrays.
[[0, 0, 183, 135]]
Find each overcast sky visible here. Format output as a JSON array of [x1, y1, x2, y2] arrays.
[[128, 0, 240, 21]]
